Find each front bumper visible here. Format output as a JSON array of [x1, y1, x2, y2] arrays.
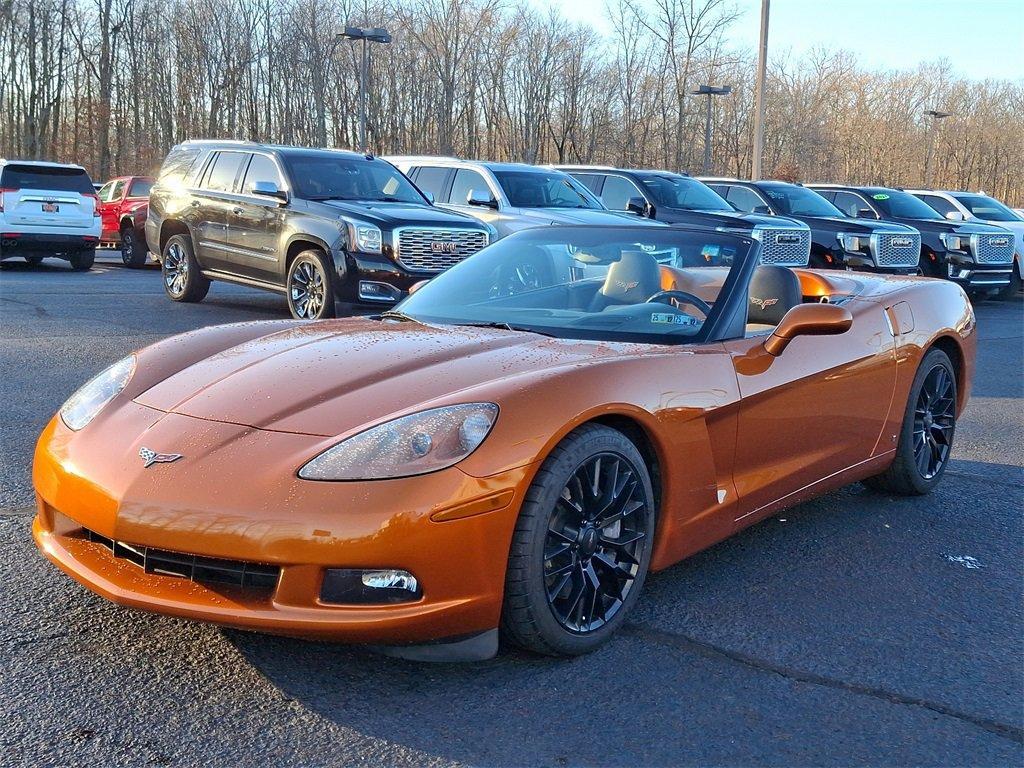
[[32, 409, 530, 648], [839, 251, 917, 275], [0, 232, 99, 257], [944, 260, 1013, 290]]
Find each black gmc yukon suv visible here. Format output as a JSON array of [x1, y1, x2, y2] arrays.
[[145, 141, 492, 319], [700, 178, 923, 275], [558, 167, 811, 267], [808, 184, 1015, 295]]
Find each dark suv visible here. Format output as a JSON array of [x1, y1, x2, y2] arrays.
[[558, 167, 811, 267], [808, 184, 1015, 294], [145, 141, 491, 319], [700, 178, 923, 275]]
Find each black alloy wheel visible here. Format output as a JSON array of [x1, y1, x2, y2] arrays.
[[121, 227, 146, 267], [502, 424, 655, 656]]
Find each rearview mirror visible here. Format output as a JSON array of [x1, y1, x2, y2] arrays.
[[467, 188, 498, 209], [752, 204, 772, 215], [944, 210, 965, 221], [856, 208, 876, 219], [626, 196, 649, 216], [251, 180, 287, 203], [763, 303, 853, 357], [422, 191, 435, 204]]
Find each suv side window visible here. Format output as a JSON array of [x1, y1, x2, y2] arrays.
[[726, 185, 766, 213], [601, 175, 644, 210], [158, 147, 201, 184], [572, 173, 605, 194], [204, 152, 247, 193], [412, 166, 450, 200], [449, 168, 490, 206], [241, 154, 283, 194], [833, 191, 872, 218], [915, 193, 958, 217]]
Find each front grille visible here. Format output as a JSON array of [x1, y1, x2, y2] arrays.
[[873, 232, 921, 267], [752, 227, 811, 266], [82, 528, 280, 592], [971, 233, 1014, 264], [394, 227, 489, 272]]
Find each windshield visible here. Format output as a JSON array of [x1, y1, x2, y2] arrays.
[[951, 193, 1022, 222], [493, 170, 603, 210], [760, 184, 843, 217], [867, 190, 943, 220], [396, 227, 753, 344], [284, 154, 425, 203], [640, 175, 733, 212]]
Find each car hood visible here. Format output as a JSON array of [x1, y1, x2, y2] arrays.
[[506, 207, 665, 227], [884, 216, 1009, 236], [134, 319, 627, 438], [315, 200, 484, 229], [655, 208, 801, 229], [787, 215, 917, 235]]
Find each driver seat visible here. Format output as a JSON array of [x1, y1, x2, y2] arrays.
[[588, 250, 663, 312], [747, 265, 802, 326]]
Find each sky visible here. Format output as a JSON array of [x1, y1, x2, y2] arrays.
[[527, 0, 1024, 82]]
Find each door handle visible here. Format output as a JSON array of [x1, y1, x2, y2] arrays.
[[190, 200, 200, 207], [232, 207, 243, 215]]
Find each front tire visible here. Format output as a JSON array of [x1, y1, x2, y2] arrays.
[[865, 348, 956, 495], [501, 424, 655, 656], [286, 250, 337, 320], [120, 227, 147, 267], [162, 234, 210, 302], [69, 249, 94, 271], [997, 260, 1022, 301], [25, 256, 43, 266]]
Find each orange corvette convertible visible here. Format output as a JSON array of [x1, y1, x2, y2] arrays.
[[33, 226, 975, 660]]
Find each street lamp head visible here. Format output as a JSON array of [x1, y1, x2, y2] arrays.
[[925, 109, 952, 119], [691, 84, 733, 96], [337, 26, 391, 44]]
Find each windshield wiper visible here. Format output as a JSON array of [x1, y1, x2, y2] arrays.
[[457, 321, 555, 337]]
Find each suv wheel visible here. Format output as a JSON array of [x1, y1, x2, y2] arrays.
[[162, 234, 210, 302], [25, 256, 43, 267], [121, 227, 147, 268], [69, 249, 94, 271], [997, 260, 1022, 301], [287, 250, 337, 320]]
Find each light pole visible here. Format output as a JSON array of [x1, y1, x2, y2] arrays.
[[923, 108, 952, 188], [337, 26, 392, 153], [691, 84, 732, 174], [751, 0, 770, 180]]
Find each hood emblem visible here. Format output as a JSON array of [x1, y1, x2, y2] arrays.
[[989, 236, 1010, 247], [139, 447, 183, 468], [430, 241, 458, 254], [890, 237, 913, 247], [775, 233, 801, 244], [750, 296, 778, 310]]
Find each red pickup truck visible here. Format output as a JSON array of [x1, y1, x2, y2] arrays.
[[97, 175, 153, 267]]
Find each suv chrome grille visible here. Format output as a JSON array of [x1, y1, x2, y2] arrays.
[[752, 227, 811, 266], [970, 233, 1014, 264], [394, 228, 489, 272], [873, 232, 921, 267]]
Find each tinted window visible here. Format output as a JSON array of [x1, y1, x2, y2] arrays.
[[832, 191, 873, 218], [492, 170, 602, 209], [449, 168, 490, 205], [638, 175, 732, 211], [914, 193, 958, 217], [127, 179, 154, 198], [571, 173, 604, 194], [866, 190, 943, 220], [110, 180, 127, 201], [413, 166, 450, 199], [726, 186, 766, 213], [284, 153, 425, 203], [0, 164, 94, 194], [950, 193, 1022, 222], [760, 184, 843, 217], [600, 175, 644, 210], [97, 181, 117, 202], [241, 154, 283, 193], [158, 147, 201, 184], [204, 152, 247, 192]]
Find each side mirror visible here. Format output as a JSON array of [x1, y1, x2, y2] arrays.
[[763, 303, 853, 357], [408, 279, 430, 295], [856, 208, 876, 219], [251, 180, 287, 203], [467, 188, 498, 209], [422, 191, 435, 205], [626, 196, 649, 216], [752, 204, 772, 215], [945, 210, 965, 221]]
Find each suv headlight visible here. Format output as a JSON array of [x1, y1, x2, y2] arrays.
[[298, 403, 499, 481], [837, 233, 867, 253], [343, 221, 382, 254], [59, 355, 136, 431], [940, 232, 968, 253]]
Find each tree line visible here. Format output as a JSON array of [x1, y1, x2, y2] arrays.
[[2, 0, 1022, 205]]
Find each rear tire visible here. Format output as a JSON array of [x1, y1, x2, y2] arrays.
[[69, 249, 94, 271], [120, 227, 147, 267], [501, 424, 655, 656], [162, 234, 209, 303], [286, 250, 337, 320], [864, 348, 956, 496]]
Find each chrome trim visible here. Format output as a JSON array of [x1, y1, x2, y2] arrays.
[[391, 226, 490, 272], [750, 223, 811, 266], [198, 240, 278, 262]]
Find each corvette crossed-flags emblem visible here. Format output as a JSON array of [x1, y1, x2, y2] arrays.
[[138, 446, 183, 468]]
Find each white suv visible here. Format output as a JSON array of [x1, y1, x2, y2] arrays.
[[0, 160, 101, 270]]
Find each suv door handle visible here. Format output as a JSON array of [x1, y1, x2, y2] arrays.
[[190, 200, 200, 207], [232, 207, 243, 215]]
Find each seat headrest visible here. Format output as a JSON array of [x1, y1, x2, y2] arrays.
[[748, 265, 802, 326], [599, 250, 663, 304]]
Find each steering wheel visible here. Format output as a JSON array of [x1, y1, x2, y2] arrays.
[[645, 290, 712, 316]]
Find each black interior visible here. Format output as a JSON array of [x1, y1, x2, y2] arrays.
[[747, 265, 802, 325]]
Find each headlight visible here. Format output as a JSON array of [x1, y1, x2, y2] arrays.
[[342, 220, 383, 254], [298, 403, 499, 481], [59, 355, 136, 431], [940, 232, 968, 253], [837, 233, 867, 253]]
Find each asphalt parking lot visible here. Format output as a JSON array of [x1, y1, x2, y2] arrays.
[[1, 255, 1021, 767]]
